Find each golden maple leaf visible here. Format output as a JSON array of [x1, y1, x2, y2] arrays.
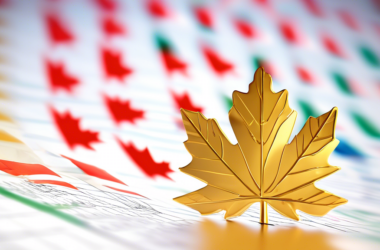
[[174, 68, 347, 223]]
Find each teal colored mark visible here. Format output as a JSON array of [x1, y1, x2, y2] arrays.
[[359, 45, 379, 67], [252, 57, 271, 75], [298, 100, 318, 120], [154, 34, 172, 52], [332, 72, 352, 95], [352, 112, 380, 138], [0, 186, 86, 227], [223, 95, 233, 111], [252, 57, 262, 71]]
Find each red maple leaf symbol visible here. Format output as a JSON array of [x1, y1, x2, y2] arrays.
[[102, 16, 125, 37], [46, 60, 79, 93], [49, 107, 101, 150], [194, 7, 213, 29], [338, 11, 359, 31], [161, 51, 187, 76], [45, 13, 74, 45], [93, 0, 117, 12], [116, 137, 173, 180], [147, 0, 170, 18], [296, 66, 315, 85], [102, 48, 133, 81], [322, 35, 345, 57], [171, 91, 203, 113], [234, 19, 257, 39], [203, 47, 234, 76], [103, 94, 145, 125], [302, 0, 323, 17], [279, 22, 301, 44]]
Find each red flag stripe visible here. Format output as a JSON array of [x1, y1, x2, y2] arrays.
[[104, 185, 146, 198], [62, 155, 126, 185], [0, 159, 60, 177]]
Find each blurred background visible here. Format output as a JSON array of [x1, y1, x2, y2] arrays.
[[0, 0, 379, 249]]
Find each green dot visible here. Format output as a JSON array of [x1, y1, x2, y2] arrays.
[[359, 45, 379, 67], [155, 34, 171, 52], [252, 57, 263, 71], [352, 112, 380, 138], [223, 95, 233, 111], [298, 100, 318, 121], [332, 72, 352, 95]]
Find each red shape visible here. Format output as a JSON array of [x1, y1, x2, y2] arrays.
[[102, 16, 125, 37], [147, 0, 169, 18], [116, 138, 173, 180], [203, 47, 234, 76], [280, 22, 299, 44], [254, 0, 268, 6], [322, 35, 344, 57], [234, 19, 256, 39], [171, 91, 203, 113], [194, 7, 213, 29], [30, 180, 78, 190], [62, 155, 126, 185], [94, 0, 117, 12], [161, 51, 187, 75], [373, 0, 380, 12], [104, 185, 146, 198], [46, 13, 74, 45], [256, 60, 276, 78], [374, 24, 380, 37], [50, 107, 101, 150], [102, 48, 133, 81], [338, 11, 359, 30], [302, 0, 322, 16], [103, 95, 145, 125], [46, 60, 79, 93], [349, 79, 366, 96], [0, 0, 9, 7], [0, 159, 60, 177], [296, 67, 314, 84]]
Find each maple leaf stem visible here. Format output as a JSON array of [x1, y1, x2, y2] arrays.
[[260, 200, 268, 224]]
